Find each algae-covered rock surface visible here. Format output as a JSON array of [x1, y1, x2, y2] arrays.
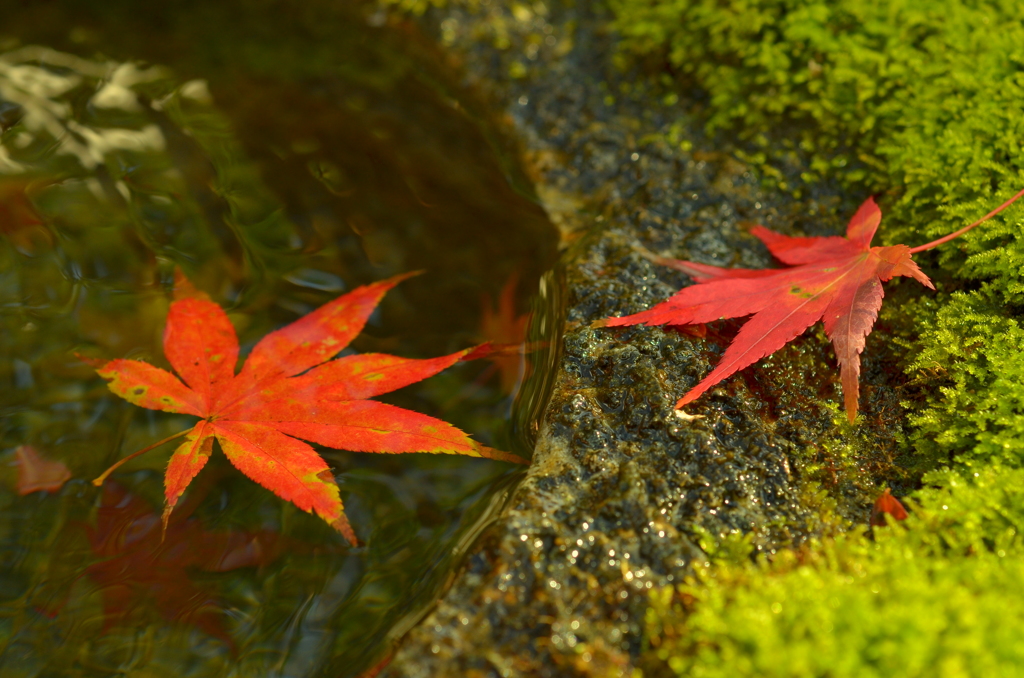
[[380, 3, 934, 676]]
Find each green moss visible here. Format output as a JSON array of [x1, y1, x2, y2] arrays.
[[903, 288, 1024, 468], [644, 465, 1024, 678], [796, 402, 906, 520]]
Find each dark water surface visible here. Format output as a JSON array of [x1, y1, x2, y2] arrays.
[[0, 2, 557, 675]]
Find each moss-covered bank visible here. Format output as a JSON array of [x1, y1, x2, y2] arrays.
[[609, 0, 1024, 673], [643, 465, 1024, 677]]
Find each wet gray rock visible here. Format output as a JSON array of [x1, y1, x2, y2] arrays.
[[383, 3, 909, 676]]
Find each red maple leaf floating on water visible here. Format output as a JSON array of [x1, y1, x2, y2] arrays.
[[599, 190, 1024, 422], [91, 271, 525, 545]]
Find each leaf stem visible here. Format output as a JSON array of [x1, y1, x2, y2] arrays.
[[476, 445, 530, 465], [909, 186, 1024, 253], [92, 429, 190, 487]]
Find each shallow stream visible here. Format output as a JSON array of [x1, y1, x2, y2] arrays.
[[0, 3, 559, 675]]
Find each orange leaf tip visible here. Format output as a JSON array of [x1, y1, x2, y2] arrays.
[[331, 513, 359, 547]]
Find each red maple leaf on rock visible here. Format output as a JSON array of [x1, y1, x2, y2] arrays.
[[92, 271, 524, 545], [599, 190, 1024, 422]]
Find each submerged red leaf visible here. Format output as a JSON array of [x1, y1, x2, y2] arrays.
[[13, 445, 71, 495], [93, 270, 526, 545], [0, 179, 53, 255], [85, 482, 281, 648]]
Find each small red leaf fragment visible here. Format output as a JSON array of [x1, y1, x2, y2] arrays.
[[870, 488, 909, 526], [844, 195, 883, 247], [92, 269, 523, 544], [14, 445, 71, 495]]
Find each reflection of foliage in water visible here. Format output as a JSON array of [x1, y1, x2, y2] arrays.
[[0, 13, 554, 673]]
